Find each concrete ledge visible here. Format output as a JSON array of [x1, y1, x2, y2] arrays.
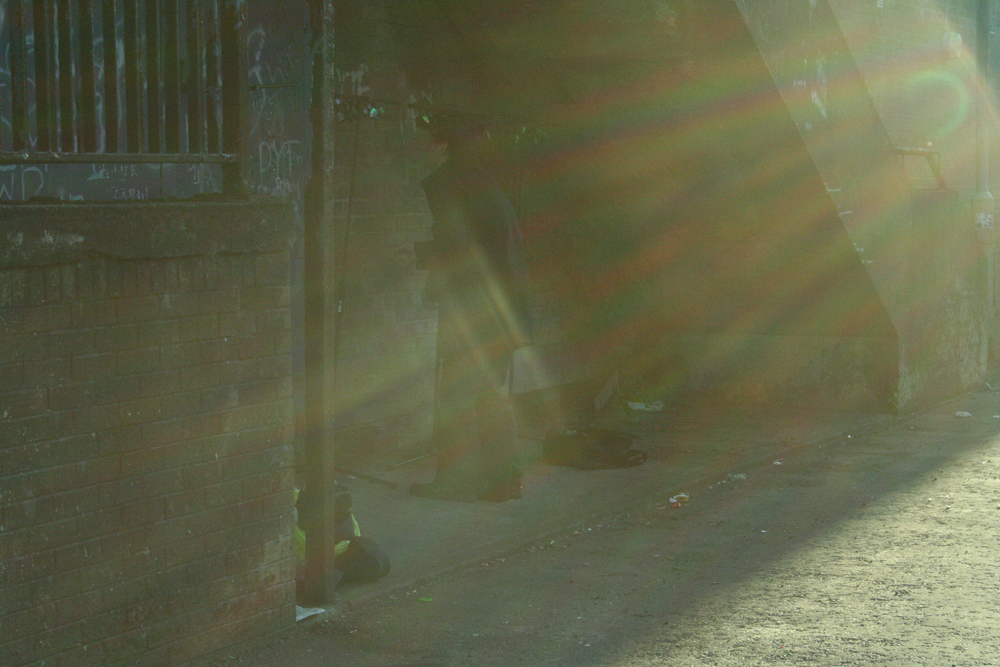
[[0, 197, 297, 266]]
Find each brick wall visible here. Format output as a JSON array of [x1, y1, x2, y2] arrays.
[[0, 201, 297, 667], [326, 0, 463, 465]]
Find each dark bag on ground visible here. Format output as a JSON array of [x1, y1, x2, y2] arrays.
[[337, 535, 391, 584], [295, 484, 390, 586], [542, 428, 647, 470]]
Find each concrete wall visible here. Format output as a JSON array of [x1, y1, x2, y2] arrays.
[[0, 201, 297, 667], [737, 0, 989, 410], [829, 0, 980, 194]]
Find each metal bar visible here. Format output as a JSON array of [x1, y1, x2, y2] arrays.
[[186, 0, 207, 153], [123, 0, 143, 152], [145, 0, 163, 153], [220, 0, 248, 194], [57, 0, 77, 152], [9, 0, 30, 151], [302, 0, 340, 605], [102, 0, 120, 152], [79, 0, 99, 153], [0, 151, 239, 164], [33, 1, 56, 151], [163, 0, 181, 153], [205, 1, 222, 153]]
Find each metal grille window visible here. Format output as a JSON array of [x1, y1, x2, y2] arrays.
[[1, 0, 249, 194]]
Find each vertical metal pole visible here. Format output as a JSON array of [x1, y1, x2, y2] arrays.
[[186, 0, 207, 153], [220, 0, 249, 195], [205, 0, 222, 153], [33, 1, 55, 151], [302, 0, 340, 605], [57, 0, 77, 152], [9, 0, 29, 151], [974, 0, 997, 365], [205, 1, 222, 153], [79, 0, 99, 153], [145, 0, 163, 153], [102, 0, 120, 153], [123, 0, 143, 152], [163, 0, 181, 153], [975, 0, 993, 221]]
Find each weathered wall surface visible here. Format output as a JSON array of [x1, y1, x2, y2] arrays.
[[0, 0, 313, 448], [828, 0, 980, 194], [323, 0, 439, 464], [0, 201, 297, 667], [737, 0, 988, 409]]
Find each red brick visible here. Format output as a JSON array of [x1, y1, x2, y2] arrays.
[[25, 357, 73, 386], [0, 307, 24, 334], [201, 338, 240, 364], [75, 455, 121, 487], [120, 397, 164, 425], [257, 355, 291, 379], [98, 476, 144, 508], [158, 392, 204, 420], [138, 371, 182, 397], [0, 412, 64, 446], [137, 320, 180, 347], [55, 641, 106, 667], [60, 264, 77, 301], [182, 460, 225, 490], [47, 329, 97, 356], [73, 300, 117, 328], [239, 286, 289, 311], [99, 627, 148, 663], [44, 266, 62, 302], [236, 335, 272, 359], [99, 259, 125, 298], [122, 498, 165, 527], [197, 289, 240, 315], [76, 507, 124, 539], [0, 332, 47, 363], [79, 608, 127, 644], [218, 312, 257, 337], [118, 348, 163, 375], [201, 386, 240, 412], [163, 487, 207, 519], [0, 603, 53, 644], [70, 404, 121, 432], [161, 341, 201, 370], [72, 353, 117, 382], [0, 344, 22, 373], [55, 588, 103, 626], [143, 516, 193, 549], [100, 526, 149, 561], [27, 267, 47, 306], [255, 254, 290, 286], [48, 383, 98, 411], [0, 388, 48, 419], [179, 315, 220, 342], [94, 375, 141, 405], [180, 363, 222, 391], [93, 324, 139, 352], [213, 360, 255, 389], [8, 269, 28, 307], [117, 296, 164, 323]]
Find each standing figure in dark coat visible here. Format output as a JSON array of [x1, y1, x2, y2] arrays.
[[411, 116, 533, 503]]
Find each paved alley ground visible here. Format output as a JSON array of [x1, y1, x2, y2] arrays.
[[222, 390, 1000, 666]]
